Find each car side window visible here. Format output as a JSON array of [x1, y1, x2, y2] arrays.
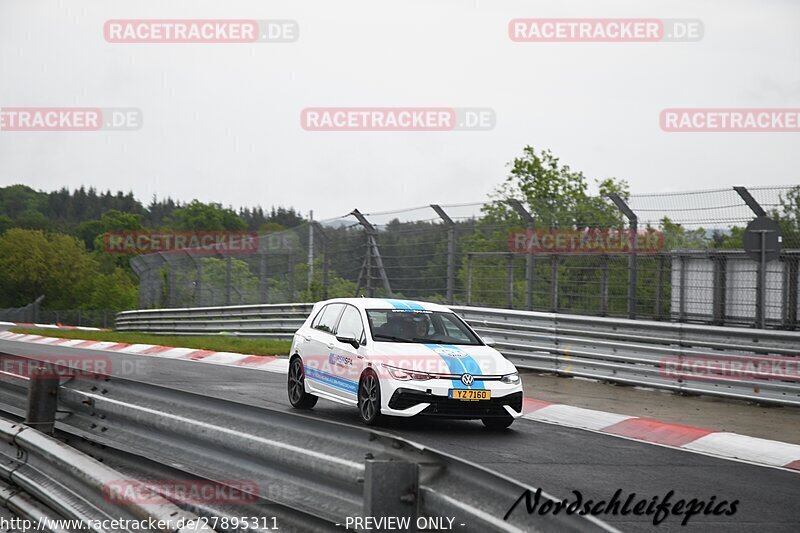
[[314, 304, 344, 334], [337, 305, 365, 343]]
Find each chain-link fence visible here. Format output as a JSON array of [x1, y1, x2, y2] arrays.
[[128, 185, 800, 329]]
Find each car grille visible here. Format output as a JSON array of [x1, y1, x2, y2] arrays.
[[388, 389, 522, 419]]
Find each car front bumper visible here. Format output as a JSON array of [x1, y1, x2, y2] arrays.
[[379, 378, 524, 419]]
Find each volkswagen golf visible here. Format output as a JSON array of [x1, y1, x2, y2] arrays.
[[287, 298, 523, 428]]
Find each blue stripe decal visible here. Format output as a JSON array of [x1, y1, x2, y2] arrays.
[[384, 299, 426, 311], [424, 344, 484, 390], [385, 299, 411, 310], [306, 368, 358, 394]]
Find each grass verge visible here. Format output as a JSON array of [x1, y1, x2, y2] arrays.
[[8, 327, 291, 357]]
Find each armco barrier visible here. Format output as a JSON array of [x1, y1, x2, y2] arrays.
[[116, 303, 800, 406], [0, 354, 612, 532], [115, 303, 313, 338]]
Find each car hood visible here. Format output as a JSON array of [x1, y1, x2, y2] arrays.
[[369, 342, 516, 376]]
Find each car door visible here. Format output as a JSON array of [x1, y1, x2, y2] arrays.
[[303, 303, 346, 398], [329, 304, 367, 402]]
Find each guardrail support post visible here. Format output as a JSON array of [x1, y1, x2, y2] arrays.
[[363, 460, 418, 532], [508, 199, 536, 311], [431, 205, 456, 305], [608, 194, 638, 319], [25, 364, 59, 436]]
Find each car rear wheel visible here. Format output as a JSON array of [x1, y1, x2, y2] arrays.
[[358, 370, 382, 425], [288, 357, 318, 409], [482, 416, 514, 430]]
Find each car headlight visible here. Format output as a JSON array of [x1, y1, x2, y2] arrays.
[[500, 372, 520, 385], [382, 364, 431, 381]]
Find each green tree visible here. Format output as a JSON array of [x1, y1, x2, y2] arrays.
[[461, 146, 630, 311], [165, 201, 246, 231]]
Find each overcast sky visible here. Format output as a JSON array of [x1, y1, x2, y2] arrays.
[[1, 0, 798, 220]]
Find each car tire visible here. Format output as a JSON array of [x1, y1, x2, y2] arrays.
[[482, 416, 514, 430], [358, 370, 382, 425], [288, 357, 318, 409]]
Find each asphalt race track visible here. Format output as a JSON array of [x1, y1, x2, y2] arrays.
[[1, 335, 798, 533]]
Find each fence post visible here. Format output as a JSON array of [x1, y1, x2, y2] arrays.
[[734, 186, 769, 328], [679, 254, 687, 321], [287, 254, 295, 301], [600, 255, 609, 316], [431, 205, 456, 305], [26, 364, 59, 436], [195, 256, 204, 306], [712, 253, 727, 325], [259, 252, 268, 304], [507, 253, 514, 309], [351, 209, 392, 297], [466, 253, 473, 306], [311, 222, 330, 300], [224, 255, 232, 306], [787, 256, 799, 329], [608, 194, 638, 319], [655, 254, 666, 319], [508, 199, 535, 311], [550, 255, 559, 312]]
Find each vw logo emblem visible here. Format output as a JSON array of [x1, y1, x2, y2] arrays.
[[461, 373, 474, 386]]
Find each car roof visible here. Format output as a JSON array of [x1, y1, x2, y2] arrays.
[[316, 297, 453, 313]]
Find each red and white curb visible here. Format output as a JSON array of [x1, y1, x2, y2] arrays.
[[1, 331, 798, 473], [521, 398, 800, 473], [0, 322, 102, 331], [0, 331, 288, 373]]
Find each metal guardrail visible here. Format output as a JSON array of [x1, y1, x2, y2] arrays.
[[0, 415, 209, 533], [0, 353, 612, 533], [117, 303, 800, 406], [115, 303, 313, 338], [451, 306, 800, 407]]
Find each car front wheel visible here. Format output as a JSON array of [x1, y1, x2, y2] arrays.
[[288, 357, 318, 409], [358, 370, 382, 425]]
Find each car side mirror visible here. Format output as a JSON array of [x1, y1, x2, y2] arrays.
[[482, 336, 497, 347], [336, 335, 361, 350]]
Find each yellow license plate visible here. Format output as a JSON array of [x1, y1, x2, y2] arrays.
[[449, 389, 491, 401]]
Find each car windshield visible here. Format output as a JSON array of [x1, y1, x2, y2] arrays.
[[366, 309, 482, 345]]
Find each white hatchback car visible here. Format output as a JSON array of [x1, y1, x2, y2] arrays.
[[287, 298, 523, 428]]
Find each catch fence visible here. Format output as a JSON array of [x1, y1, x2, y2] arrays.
[[128, 185, 800, 329]]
